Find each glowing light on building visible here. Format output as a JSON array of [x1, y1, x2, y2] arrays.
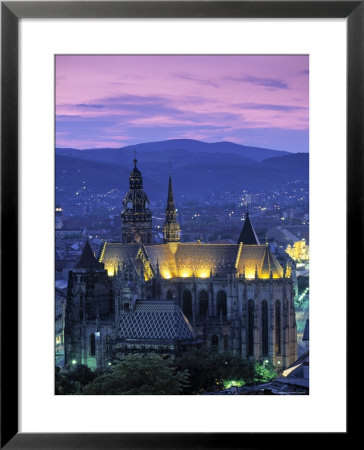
[[106, 267, 114, 276], [180, 270, 192, 278], [162, 270, 171, 279], [196, 270, 209, 278]]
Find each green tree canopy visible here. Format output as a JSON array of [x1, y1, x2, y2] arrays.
[[83, 353, 189, 395], [175, 348, 253, 394]]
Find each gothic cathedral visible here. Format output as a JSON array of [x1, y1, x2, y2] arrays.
[[65, 160, 297, 371]]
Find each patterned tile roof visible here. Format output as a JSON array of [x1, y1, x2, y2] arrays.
[[118, 300, 195, 341], [145, 243, 239, 278], [99, 243, 141, 275], [144, 244, 178, 277], [100, 242, 284, 279], [237, 245, 283, 279]]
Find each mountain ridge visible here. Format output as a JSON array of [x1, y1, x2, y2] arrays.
[[56, 148, 309, 203], [56, 138, 292, 163]]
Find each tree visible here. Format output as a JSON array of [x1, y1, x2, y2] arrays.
[[55, 364, 95, 395], [83, 353, 189, 395], [175, 348, 252, 394], [68, 364, 95, 385], [253, 360, 276, 383]]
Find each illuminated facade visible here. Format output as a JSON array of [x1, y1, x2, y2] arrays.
[[65, 161, 297, 371], [285, 239, 309, 262]]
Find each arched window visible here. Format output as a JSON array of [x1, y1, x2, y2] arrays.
[[224, 334, 229, 351], [198, 290, 209, 315], [166, 289, 174, 300], [275, 300, 281, 355], [217, 290, 227, 316], [211, 335, 219, 351], [248, 300, 254, 356], [262, 300, 268, 356], [90, 333, 96, 356], [182, 289, 192, 318]]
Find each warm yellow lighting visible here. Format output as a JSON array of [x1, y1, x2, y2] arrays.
[[106, 265, 116, 276], [197, 270, 209, 278], [259, 274, 270, 279], [162, 270, 171, 279], [180, 271, 192, 278], [281, 363, 301, 377]]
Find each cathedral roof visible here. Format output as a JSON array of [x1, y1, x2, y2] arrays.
[[237, 212, 260, 245], [237, 244, 283, 279], [75, 241, 104, 271], [118, 300, 195, 341], [99, 242, 141, 275], [144, 243, 238, 278], [100, 242, 284, 279]]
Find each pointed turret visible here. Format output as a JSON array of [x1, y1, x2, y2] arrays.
[[75, 240, 104, 271], [237, 210, 260, 245], [163, 174, 181, 243]]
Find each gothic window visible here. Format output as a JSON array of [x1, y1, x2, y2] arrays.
[[182, 289, 192, 318], [248, 300, 254, 356], [211, 335, 219, 351], [198, 290, 209, 315], [217, 290, 227, 316], [275, 300, 281, 355], [262, 300, 268, 356], [224, 334, 229, 351], [90, 333, 96, 357], [166, 289, 174, 300]]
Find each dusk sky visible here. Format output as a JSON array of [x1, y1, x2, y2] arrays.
[[56, 55, 309, 152]]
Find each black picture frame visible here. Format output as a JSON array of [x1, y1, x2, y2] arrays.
[[1, 1, 357, 448]]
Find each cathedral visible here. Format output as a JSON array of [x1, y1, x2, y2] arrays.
[[64, 160, 297, 371]]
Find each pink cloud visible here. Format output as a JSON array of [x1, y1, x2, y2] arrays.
[[56, 55, 309, 151]]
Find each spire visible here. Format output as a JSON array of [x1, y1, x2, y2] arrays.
[[167, 175, 175, 209], [75, 240, 104, 271], [237, 209, 260, 245], [163, 173, 180, 243]]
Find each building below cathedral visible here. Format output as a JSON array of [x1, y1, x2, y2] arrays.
[[64, 160, 297, 371]]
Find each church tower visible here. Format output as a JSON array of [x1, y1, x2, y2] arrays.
[[64, 241, 113, 370], [163, 175, 180, 243], [121, 159, 152, 244]]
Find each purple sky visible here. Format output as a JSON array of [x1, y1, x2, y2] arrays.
[[56, 55, 309, 152]]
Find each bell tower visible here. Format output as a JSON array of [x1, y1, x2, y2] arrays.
[[121, 159, 152, 244], [163, 175, 180, 243]]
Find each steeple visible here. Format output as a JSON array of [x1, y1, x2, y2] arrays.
[[237, 209, 260, 245], [163, 174, 180, 243], [121, 159, 152, 244], [75, 240, 104, 271]]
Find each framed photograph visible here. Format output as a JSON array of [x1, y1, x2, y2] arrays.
[[1, 1, 357, 447]]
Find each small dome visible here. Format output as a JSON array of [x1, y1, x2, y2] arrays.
[[130, 159, 141, 177], [129, 159, 143, 189]]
